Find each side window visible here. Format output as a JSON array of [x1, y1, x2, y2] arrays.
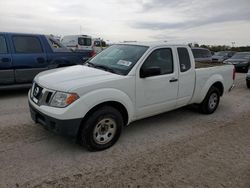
[[49, 38, 63, 49], [0, 36, 8, 54], [13, 36, 43, 53], [142, 48, 173, 76], [94, 41, 101, 47], [101, 41, 106, 47], [177, 48, 191, 72]]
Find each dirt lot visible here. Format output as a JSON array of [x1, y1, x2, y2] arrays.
[[0, 73, 250, 188]]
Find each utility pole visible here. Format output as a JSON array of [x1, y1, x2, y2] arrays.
[[80, 25, 82, 34]]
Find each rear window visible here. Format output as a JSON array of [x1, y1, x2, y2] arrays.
[[101, 41, 106, 47], [78, 37, 92, 46], [178, 48, 191, 72], [0, 36, 8, 54], [192, 49, 211, 58], [13, 36, 43, 53]]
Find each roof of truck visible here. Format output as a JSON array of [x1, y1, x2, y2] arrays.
[[117, 41, 189, 48], [0, 32, 41, 36]]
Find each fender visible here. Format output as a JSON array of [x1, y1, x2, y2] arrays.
[[50, 88, 135, 123], [194, 74, 224, 104]]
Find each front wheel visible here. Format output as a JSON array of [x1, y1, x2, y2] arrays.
[[199, 86, 220, 114], [79, 106, 123, 151]]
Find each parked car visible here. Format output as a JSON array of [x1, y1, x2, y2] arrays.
[[224, 52, 250, 72], [0, 32, 93, 89], [191, 47, 212, 62], [212, 51, 235, 62], [246, 69, 250, 88], [29, 43, 234, 151], [61, 35, 93, 52]]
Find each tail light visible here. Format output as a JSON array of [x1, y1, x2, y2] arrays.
[[233, 67, 236, 80], [90, 51, 96, 57]]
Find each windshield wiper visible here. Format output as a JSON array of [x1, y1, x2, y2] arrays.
[[85, 62, 117, 74], [85, 62, 95, 67], [94, 64, 117, 74]]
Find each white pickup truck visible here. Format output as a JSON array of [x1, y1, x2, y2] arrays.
[[28, 42, 235, 151]]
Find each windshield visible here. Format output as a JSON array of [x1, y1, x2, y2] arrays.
[[231, 53, 250, 59], [87, 44, 149, 75], [192, 49, 211, 58], [216, 51, 229, 56], [78, 37, 92, 46]]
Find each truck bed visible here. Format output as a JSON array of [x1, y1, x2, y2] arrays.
[[195, 62, 225, 69], [191, 63, 234, 105]]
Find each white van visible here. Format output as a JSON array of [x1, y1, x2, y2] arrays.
[[61, 35, 92, 51]]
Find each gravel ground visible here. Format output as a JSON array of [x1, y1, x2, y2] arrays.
[[0, 73, 249, 188]]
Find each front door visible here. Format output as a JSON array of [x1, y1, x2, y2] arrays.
[[0, 35, 14, 85], [10, 35, 48, 83], [135, 48, 178, 119]]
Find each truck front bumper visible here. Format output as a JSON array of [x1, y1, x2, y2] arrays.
[[29, 102, 82, 138]]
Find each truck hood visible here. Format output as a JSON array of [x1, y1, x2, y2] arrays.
[[35, 65, 121, 92]]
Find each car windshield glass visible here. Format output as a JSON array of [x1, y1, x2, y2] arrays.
[[231, 53, 250, 59], [192, 49, 211, 58], [216, 51, 228, 56], [78, 37, 92, 46], [87, 44, 148, 75]]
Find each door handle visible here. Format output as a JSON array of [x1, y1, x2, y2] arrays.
[[169, 78, 178, 82], [0, 57, 11, 63], [37, 57, 45, 64]]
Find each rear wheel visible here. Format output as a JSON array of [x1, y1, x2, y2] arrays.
[[199, 86, 220, 114], [79, 106, 123, 151]]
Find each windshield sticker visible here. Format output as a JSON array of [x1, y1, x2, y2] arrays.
[[117, 60, 132, 67]]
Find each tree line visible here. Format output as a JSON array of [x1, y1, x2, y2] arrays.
[[189, 43, 250, 52]]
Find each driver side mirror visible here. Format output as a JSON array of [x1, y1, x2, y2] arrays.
[[140, 66, 161, 78]]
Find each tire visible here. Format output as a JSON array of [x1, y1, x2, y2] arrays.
[[199, 86, 220, 114], [245, 65, 250, 73], [79, 106, 123, 151], [247, 81, 250, 89]]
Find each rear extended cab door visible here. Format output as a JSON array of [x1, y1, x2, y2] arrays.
[[0, 34, 14, 85], [175, 47, 196, 107], [8, 34, 48, 83], [135, 46, 179, 119]]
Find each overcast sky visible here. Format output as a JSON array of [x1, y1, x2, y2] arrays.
[[0, 0, 249, 45]]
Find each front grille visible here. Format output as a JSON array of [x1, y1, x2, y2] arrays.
[[31, 82, 55, 106], [33, 84, 43, 100]]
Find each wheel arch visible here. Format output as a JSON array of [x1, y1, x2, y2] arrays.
[[76, 101, 129, 141], [194, 74, 224, 104], [211, 81, 224, 96]]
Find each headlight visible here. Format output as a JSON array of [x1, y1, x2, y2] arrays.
[[50, 92, 79, 108]]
